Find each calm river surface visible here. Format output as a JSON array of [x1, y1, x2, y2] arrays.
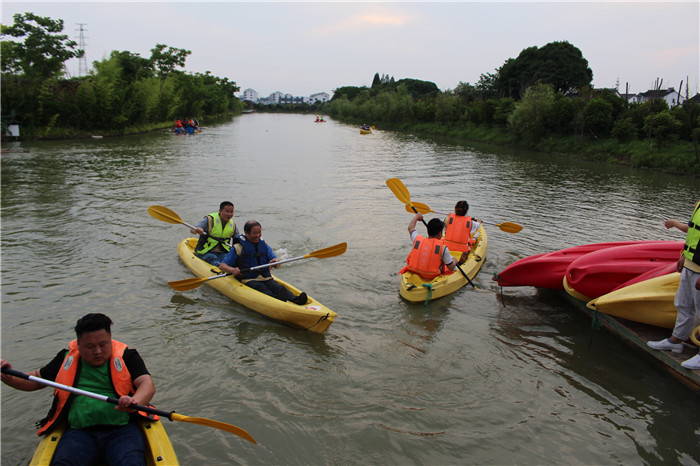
[[2, 113, 700, 465]]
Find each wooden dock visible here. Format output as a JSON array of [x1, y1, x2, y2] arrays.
[[562, 293, 700, 395]]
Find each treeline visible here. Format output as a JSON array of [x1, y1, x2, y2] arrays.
[[1, 12, 242, 138], [325, 42, 699, 175]]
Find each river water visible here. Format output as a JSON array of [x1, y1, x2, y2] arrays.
[[2, 113, 699, 465]]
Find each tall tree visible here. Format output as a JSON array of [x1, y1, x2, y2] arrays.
[[496, 41, 592, 99], [1, 12, 83, 80], [150, 43, 191, 91]]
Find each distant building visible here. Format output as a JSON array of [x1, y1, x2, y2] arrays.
[[242, 88, 258, 103], [309, 92, 330, 104], [240, 89, 331, 105], [628, 88, 685, 107]]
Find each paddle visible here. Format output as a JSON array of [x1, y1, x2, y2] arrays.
[[403, 202, 523, 233], [168, 242, 348, 291], [385, 178, 475, 288], [148, 205, 233, 247], [1, 367, 256, 444]]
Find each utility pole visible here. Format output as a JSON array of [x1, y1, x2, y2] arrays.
[[76, 23, 88, 76]]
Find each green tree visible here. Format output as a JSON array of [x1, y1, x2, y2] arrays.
[[371, 72, 381, 88], [509, 83, 558, 144], [496, 41, 592, 99], [1, 12, 83, 80], [150, 43, 191, 91]]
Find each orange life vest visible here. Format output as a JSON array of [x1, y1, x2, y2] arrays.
[[37, 339, 134, 435], [443, 214, 475, 253], [400, 235, 451, 280]]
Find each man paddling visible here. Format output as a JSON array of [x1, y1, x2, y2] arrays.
[[400, 212, 467, 279], [191, 201, 239, 266], [219, 220, 308, 305], [1, 313, 155, 465]]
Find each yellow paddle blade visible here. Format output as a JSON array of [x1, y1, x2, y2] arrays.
[[168, 276, 210, 291], [304, 242, 347, 259], [497, 222, 523, 233], [386, 178, 411, 205], [404, 202, 436, 215], [170, 413, 257, 444], [148, 205, 184, 225]]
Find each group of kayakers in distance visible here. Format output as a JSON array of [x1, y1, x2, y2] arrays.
[[173, 117, 200, 134], [190, 201, 308, 305], [314, 115, 326, 122]]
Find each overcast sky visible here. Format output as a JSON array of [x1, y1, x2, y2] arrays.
[[3, 1, 699, 98]]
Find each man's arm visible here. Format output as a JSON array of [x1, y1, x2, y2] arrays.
[[408, 213, 423, 234], [0, 360, 46, 391]]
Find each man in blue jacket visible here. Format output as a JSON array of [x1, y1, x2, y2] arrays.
[[219, 220, 308, 305]]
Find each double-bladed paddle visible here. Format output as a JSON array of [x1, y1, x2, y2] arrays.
[[403, 202, 523, 233], [385, 178, 475, 288], [148, 205, 232, 247], [1, 367, 256, 444], [168, 242, 348, 291]]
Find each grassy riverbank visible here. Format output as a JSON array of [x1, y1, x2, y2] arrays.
[[350, 119, 699, 177]]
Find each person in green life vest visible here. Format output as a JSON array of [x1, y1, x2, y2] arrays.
[[191, 201, 240, 266], [0, 313, 156, 465], [647, 200, 700, 370]]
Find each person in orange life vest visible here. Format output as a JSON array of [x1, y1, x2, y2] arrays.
[[403, 213, 468, 280], [1, 313, 155, 466], [443, 200, 481, 254]]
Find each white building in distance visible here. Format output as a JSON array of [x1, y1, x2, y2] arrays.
[[242, 89, 331, 105]]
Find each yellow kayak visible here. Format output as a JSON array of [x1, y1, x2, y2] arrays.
[[30, 420, 178, 465], [586, 272, 680, 329], [400, 226, 487, 302], [177, 238, 337, 333]]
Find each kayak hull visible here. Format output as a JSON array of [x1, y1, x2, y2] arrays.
[[177, 238, 337, 333], [493, 241, 646, 289], [564, 241, 683, 300], [586, 273, 680, 329], [400, 226, 487, 302], [30, 420, 178, 466]]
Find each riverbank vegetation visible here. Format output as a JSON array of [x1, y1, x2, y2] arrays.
[[324, 43, 699, 176], [1, 12, 242, 139]]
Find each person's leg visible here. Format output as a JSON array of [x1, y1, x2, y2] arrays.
[[102, 421, 146, 466], [672, 268, 700, 341], [52, 428, 101, 466], [245, 280, 276, 297], [262, 279, 297, 301], [198, 252, 225, 266]]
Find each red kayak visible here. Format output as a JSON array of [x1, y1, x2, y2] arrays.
[[564, 241, 683, 300], [493, 241, 647, 289], [610, 262, 677, 292]]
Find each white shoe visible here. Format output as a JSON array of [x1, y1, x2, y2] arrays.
[[681, 354, 700, 370], [647, 338, 684, 354]]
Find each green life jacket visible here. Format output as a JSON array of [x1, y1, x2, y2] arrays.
[[683, 202, 700, 266], [195, 212, 236, 255]]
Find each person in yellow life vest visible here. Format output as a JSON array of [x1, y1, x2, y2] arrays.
[[191, 201, 240, 266], [401, 213, 468, 280], [648, 199, 700, 370], [443, 200, 481, 254], [0, 313, 156, 465]]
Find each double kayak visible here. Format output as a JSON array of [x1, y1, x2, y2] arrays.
[[30, 420, 177, 465], [400, 225, 487, 302], [563, 241, 683, 301], [586, 272, 680, 329], [177, 238, 337, 333]]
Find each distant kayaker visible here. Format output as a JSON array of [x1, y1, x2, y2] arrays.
[[647, 199, 700, 370], [190, 201, 239, 266], [443, 200, 482, 254], [219, 220, 308, 305], [401, 213, 467, 280], [0, 313, 156, 465]]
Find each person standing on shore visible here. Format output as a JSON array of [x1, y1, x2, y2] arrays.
[[647, 200, 700, 370]]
